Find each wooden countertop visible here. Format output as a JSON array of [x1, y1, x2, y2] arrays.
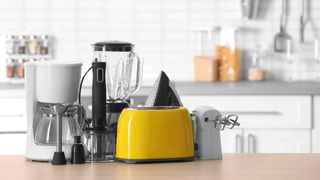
[[1, 154, 320, 180]]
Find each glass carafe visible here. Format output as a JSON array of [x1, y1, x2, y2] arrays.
[[35, 105, 82, 146], [93, 41, 143, 101]]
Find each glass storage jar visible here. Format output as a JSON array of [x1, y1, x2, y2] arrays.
[[215, 27, 240, 81]]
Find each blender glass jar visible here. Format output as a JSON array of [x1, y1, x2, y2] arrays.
[[92, 41, 143, 101]]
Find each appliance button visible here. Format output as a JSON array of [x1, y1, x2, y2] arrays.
[[97, 68, 104, 82]]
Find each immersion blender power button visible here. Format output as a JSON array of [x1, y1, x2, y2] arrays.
[[97, 68, 104, 82]]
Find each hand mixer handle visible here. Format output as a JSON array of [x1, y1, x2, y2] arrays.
[[92, 61, 106, 131]]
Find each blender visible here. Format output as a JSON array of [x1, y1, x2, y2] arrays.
[[83, 41, 143, 162]]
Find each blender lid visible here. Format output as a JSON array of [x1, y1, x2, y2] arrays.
[[93, 40, 134, 52]]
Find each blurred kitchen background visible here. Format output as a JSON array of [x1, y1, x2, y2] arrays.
[[0, 0, 319, 83], [1, 0, 320, 155]]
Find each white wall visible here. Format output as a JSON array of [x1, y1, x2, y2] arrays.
[[0, 0, 320, 82]]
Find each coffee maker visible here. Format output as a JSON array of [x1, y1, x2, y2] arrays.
[[25, 61, 82, 162]]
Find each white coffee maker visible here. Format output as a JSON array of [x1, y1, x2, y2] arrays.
[[25, 61, 82, 162]]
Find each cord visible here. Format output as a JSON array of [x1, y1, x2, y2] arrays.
[[78, 66, 92, 127]]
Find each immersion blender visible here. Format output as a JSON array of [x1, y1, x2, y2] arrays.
[[92, 60, 107, 159]]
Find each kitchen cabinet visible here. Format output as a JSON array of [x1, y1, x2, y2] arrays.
[[220, 129, 243, 153], [0, 91, 316, 154], [0, 98, 26, 131], [0, 97, 26, 155], [243, 130, 310, 153], [312, 96, 320, 153], [221, 130, 311, 153], [181, 95, 312, 153], [0, 133, 26, 155]]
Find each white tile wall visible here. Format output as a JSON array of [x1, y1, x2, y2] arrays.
[[0, 0, 320, 82]]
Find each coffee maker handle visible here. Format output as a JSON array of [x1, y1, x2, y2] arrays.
[[127, 52, 143, 95]]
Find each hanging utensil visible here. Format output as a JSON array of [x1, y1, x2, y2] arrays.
[[300, 0, 305, 43], [274, 0, 292, 52], [241, 0, 260, 20]]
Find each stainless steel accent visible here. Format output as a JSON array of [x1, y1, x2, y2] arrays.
[[236, 134, 242, 153], [206, 114, 240, 130], [51, 104, 69, 153], [248, 134, 255, 153], [56, 112, 62, 152]]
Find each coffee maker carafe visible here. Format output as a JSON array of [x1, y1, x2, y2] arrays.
[[25, 61, 82, 163], [83, 41, 143, 162]]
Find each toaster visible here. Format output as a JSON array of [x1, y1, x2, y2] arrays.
[[116, 106, 194, 163]]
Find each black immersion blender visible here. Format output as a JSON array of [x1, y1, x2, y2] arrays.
[[91, 59, 107, 160]]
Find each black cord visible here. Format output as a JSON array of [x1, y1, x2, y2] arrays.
[[78, 67, 92, 105], [78, 66, 92, 127]]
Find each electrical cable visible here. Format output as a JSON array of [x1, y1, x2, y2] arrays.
[[78, 66, 92, 127]]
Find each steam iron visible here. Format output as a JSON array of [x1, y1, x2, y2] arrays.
[[145, 71, 183, 106]]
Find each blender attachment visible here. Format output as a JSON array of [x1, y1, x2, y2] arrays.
[[84, 129, 115, 162], [51, 104, 69, 165]]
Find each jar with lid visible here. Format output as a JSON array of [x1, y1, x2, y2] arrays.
[[27, 35, 38, 55], [193, 29, 218, 82], [40, 35, 49, 55], [6, 35, 15, 55], [6, 58, 16, 78], [248, 45, 266, 81], [16, 59, 25, 78], [17, 35, 26, 54], [215, 27, 240, 81]]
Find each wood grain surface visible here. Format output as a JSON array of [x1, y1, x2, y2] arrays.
[[1, 154, 320, 180]]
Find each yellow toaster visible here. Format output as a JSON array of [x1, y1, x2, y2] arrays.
[[116, 106, 194, 163]]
